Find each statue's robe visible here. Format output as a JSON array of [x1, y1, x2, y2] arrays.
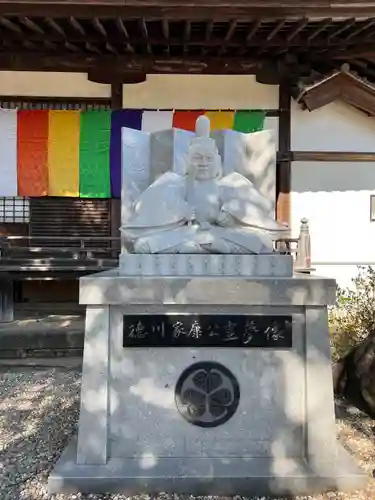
[[122, 171, 288, 254]]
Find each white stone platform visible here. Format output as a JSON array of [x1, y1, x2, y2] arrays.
[[49, 270, 367, 496], [49, 438, 366, 495], [119, 253, 293, 277]]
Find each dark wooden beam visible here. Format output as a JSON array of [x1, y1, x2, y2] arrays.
[[0, 52, 261, 74], [292, 151, 375, 162], [277, 78, 291, 226], [88, 67, 146, 84], [110, 81, 123, 109], [2, 2, 375, 19]]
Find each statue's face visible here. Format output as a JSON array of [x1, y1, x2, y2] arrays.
[[190, 149, 219, 180]]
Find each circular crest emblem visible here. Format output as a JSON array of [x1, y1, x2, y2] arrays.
[[175, 361, 240, 428]]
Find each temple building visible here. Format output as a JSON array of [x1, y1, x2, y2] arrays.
[[1, 0, 375, 316]]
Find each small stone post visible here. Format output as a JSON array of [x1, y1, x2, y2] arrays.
[[295, 217, 311, 272], [0, 279, 14, 323]]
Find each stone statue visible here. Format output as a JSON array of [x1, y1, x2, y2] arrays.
[[121, 115, 288, 254]]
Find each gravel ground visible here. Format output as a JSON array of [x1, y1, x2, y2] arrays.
[[0, 366, 374, 500]]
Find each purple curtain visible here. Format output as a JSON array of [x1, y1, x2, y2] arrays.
[[110, 109, 142, 198]]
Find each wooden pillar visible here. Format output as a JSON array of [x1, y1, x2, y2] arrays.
[[110, 82, 123, 256], [110, 81, 123, 110], [277, 78, 292, 226]]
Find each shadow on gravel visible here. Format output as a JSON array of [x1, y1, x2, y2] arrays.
[[0, 366, 80, 500]]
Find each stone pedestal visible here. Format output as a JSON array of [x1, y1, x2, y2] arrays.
[[48, 269, 367, 496]]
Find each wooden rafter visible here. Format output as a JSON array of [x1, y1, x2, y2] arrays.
[[138, 18, 152, 54], [246, 20, 261, 42], [115, 17, 134, 53], [1, 12, 375, 82], [225, 20, 237, 41], [183, 20, 191, 53], [69, 16, 85, 35], [267, 20, 285, 41], [286, 18, 308, 42], [345, 18, 375, 40], [45, 17, 65, 36], [20, 16, 44, 34], [3, 17, 375, 51], [307, 18, 331, 41], [92, 17, 106, 37], [0, 16, 21, 33], [326, 18, 356, 40]]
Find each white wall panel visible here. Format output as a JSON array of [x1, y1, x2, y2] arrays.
[[123, 75, 279, 109], [0, 72, 110, 98], [291, 100, 375, 152], [292, 160, 375, 287]]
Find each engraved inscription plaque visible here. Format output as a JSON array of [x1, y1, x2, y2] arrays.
[[122, 314, 292, 348], [175, 362, 240, 428]]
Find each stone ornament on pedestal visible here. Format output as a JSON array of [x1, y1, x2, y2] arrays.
[[49, 116, 367, 496]]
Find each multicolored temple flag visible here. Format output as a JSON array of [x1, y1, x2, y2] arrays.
[[0, 109, 268, 198]]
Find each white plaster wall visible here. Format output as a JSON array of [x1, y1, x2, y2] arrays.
[[0, 72, 110, 97], [122, 75, 279, 109], [291, 161, 375, 288], [291, 100, 375, 287], [291, 100, 375, 152], [0, 72, 279, 110]]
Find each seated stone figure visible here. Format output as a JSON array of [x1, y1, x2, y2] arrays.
[[121, 115, 288, 254]]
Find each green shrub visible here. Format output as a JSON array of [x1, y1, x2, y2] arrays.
[[329, 266, 375, 361]]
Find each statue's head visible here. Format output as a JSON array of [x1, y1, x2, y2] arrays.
[[186, 115, 222, 181]]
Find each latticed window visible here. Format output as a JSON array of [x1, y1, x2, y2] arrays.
[[0, 197, 30, 223]]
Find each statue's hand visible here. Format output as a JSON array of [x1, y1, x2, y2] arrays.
[[134, 239, 151, 253], [216, 210, 234, 227]]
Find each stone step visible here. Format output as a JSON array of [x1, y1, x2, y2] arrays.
[[0, 315, 84, 359]]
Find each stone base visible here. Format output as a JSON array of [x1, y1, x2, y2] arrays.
[[49, 437, 367, 496], [119, 253, 293, 277]]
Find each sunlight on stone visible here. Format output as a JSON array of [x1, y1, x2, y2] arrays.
[[83, 388, 107, 412], [130, 378, 175, 409], [110, 389, 119, 413], [139, 452, 157, 469]]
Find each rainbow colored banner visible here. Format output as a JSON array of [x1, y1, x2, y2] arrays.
[[0, 108, 267, 198]]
